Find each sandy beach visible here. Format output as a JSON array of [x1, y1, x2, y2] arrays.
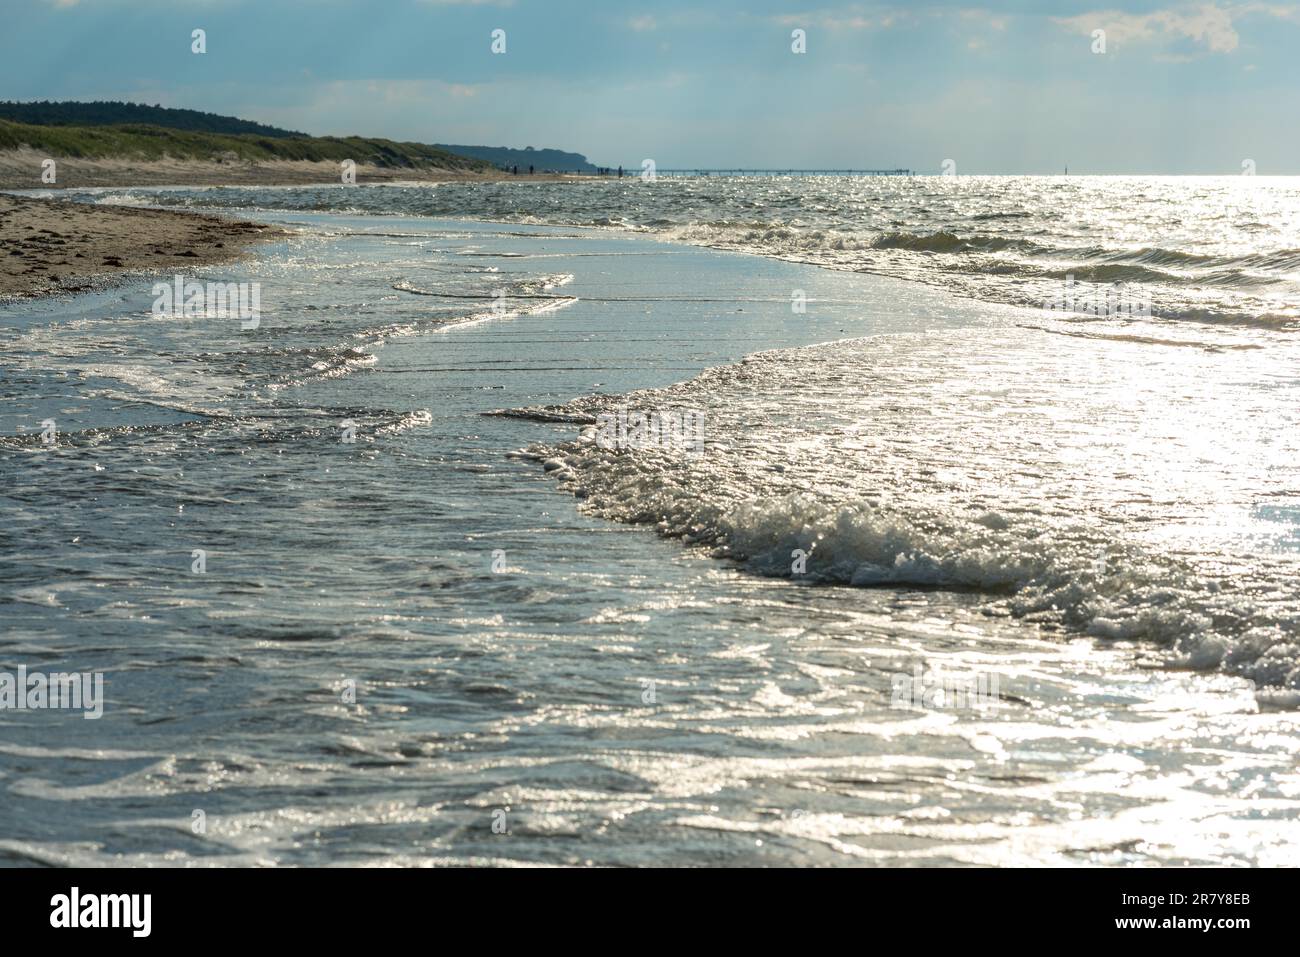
[[0, 148, 586, 190], [0, 192, 282, 299], [0, 148, 590, 299]]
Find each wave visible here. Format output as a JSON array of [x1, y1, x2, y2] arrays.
[[511, 331, 1300, 692], [45, 181, 1300, 335], [869, 230, 1032, 254], [527, 435, 1248, 654], [392, 274, 575, 299], [1076, 244, 1300, 273], [1035, 262, 1180, 285]]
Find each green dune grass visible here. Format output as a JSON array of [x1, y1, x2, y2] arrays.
[[0, 119, 493, 171]]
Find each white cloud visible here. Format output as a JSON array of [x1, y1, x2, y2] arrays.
[[1052, 3, 1300, 55], [773, 6, 909, 31]]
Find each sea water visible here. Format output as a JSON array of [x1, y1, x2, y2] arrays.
[[1, 178, 1298, 866]]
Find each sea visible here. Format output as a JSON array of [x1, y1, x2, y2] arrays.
[[2, 174, 1298, 866]]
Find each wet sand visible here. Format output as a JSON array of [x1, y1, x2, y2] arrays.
[[0, 193, 283, 300]]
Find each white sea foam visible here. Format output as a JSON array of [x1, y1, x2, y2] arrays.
[[520, 326, 1300, 689]]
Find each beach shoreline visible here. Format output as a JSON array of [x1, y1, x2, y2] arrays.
[[0, 149, 592, 190], [0, 192, 284, 300]]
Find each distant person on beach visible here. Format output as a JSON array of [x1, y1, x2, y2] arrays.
[[618, 166, 623, 178], [512, 165, 518, 175], [529, 165, 534, 175]]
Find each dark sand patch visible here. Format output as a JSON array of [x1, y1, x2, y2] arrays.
[[0, 193, 283, 300]]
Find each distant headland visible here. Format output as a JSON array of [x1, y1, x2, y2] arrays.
[[0, 101, 602, 187]]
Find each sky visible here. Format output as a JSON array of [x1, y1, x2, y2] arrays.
[[3, 0, 1300, 173]]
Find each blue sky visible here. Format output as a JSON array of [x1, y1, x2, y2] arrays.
[[4, 0, 1300, 172]]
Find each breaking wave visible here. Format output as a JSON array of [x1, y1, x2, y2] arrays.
[[511, 328, 1300, 690]]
